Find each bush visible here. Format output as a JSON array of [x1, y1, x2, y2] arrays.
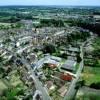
[[43, 43, 56, 54], [90, 82, 100, 89]]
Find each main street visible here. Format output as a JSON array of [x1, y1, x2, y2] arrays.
[[1, 46, 51, 100], [21, 57, 51, 100]]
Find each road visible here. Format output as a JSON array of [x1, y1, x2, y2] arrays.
[[63, 36, 94, 100], [21, 57, 51, 100], [64, 44, 84, 100], [1, 46, 51, 100], [1, 29, 93, 100]]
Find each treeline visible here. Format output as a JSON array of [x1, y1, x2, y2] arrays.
[[90, 82, 100, 89], [76, 23, 100, 36], [0, 16, 20, 23], [0, 11, 19, 23], [65, 19, 100, 36], [67, 31, 90, 42], [93, 12, 100, 15], [0, 12, 16, 17], [16, 13, 33, 20], [0, 12, 33, 23], [40, 19, 65, 27]]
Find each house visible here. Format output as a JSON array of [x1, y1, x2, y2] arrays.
[[47, 63, 57, 69], [69, 47, 79, 52], [58, 86, 67, 97], [67, 56, 77, 61], [44, 59, 59, 67], [60, 73, 72, 81], [27, 53, 37, 63], [66, 46, 80, 57], [45, 81, 55, 90], [50, 56, 62, 62], [61, 60, 77, 72]]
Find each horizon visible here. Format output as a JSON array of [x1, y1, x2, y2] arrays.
[[0, 5, 100, 7], [0, 0, 100, 6]]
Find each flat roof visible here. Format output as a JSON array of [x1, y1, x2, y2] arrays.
[[68, 47, 80, 52], [44, 59, 59, 65], [61, 60, 76, 72]]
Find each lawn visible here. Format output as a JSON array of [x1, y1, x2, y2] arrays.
[[10, 74, 23, 86], [0, 80, 8, 91], [0, 70, 27, 99], [92, 37, 100, 50], [76, 86, 100, 100], [76, 92, 100, 100], [9, 70, 25, 87], [82, 66, 100, 85]]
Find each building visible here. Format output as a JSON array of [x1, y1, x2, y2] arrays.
[[44, 59, 59, 68], [58, 86, 68, 97], [47, 63, 57, 69], [66, 46, 80, 57], [60, 73, 72, 81], [61, 60, 77, 72], [50, 56, 62, 62], [45, 81, 55, 91], [68, 47, 80, 53]]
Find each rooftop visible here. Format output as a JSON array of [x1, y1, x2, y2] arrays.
[[61, 60, 77, 72]]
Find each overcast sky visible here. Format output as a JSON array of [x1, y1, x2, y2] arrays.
[[0, 0, 100, 6]]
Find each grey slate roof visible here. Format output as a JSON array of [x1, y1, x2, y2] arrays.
[[61, 60, 76, 72]]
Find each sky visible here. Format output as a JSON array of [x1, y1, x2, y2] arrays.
[[0, 0, 100, 6]]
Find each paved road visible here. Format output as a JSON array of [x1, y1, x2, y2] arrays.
[[1, 46, 51, 100], [21, 57, 51, 100], [64, 45, 84, 100], [1, 30, 94, 100], [63, 36, 94, 100]]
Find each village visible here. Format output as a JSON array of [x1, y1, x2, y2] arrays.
[[0, 6, 100, 100]]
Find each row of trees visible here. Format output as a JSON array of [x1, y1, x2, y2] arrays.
[[40, 19, 65, 27], [90, 82, 100, 89], [0, 16, 20, 23], [65, 18, 100, 36]]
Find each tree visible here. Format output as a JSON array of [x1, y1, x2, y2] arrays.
[[0, 56, 3, 62], [43, 43, 56, 54], [3, 86, 24, 100], [76, 54, 82, 63], [90, 82, 100, 89], [75, 80, 85, 89]]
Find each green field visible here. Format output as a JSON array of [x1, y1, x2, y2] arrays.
[[76, 92, 100, 100], [0, 22, 11, 26], [92, 37, 100, 50], [82, 66, 100, 85], [0, 80, 8, 91]]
